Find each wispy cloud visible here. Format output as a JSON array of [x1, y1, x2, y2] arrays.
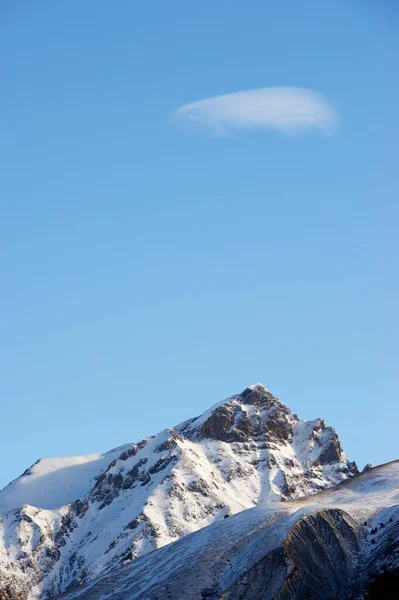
[[173, 87, 339, 136]]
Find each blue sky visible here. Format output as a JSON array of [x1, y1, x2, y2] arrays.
[[0, 1, 398, 488]]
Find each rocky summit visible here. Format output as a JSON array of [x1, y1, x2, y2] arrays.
[[0, 384, 358, 599]]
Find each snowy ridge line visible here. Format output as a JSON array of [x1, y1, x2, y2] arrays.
[[0, 445, 131, 514]]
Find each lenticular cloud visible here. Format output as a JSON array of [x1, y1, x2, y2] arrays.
[[174, 87, 339, 136]]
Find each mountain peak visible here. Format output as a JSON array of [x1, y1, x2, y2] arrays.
[[0, 385, 358, 599], [243, 382, 269, 392], [239, 383, 286, 408], [177, 384, 293, 443]]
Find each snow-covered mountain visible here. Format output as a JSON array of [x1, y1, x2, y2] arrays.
[[0, 384, 358, 599], [56, 460, 399, 600]]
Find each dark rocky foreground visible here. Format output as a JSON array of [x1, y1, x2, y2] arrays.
[[222, 508, 399, 600]]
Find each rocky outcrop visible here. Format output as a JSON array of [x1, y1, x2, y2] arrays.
[[222, 507, 399, 600], [200, 406, 235, 441], [278, 509, 362, 599], [197, 386, 294, 444]]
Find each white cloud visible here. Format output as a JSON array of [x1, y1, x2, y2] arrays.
[[173, 87, 339, 136]]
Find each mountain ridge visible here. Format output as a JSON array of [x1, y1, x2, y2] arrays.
[[0, 384, 358, 599]]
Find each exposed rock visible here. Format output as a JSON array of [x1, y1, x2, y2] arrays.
[[200, 406, 234, 441], [362, 463, 373, 473]]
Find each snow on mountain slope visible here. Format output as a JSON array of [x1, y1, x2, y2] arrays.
[[0, 446, 129, 512], [54, 460, 399, 600], [0, 384, 358, 599]]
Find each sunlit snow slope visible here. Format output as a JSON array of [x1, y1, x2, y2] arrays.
[[0, 446, 129, 512]]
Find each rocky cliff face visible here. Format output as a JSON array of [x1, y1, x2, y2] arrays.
[[0, 384, 358, 599], [222, 509, 364, 600]]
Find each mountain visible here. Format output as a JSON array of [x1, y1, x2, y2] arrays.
[[55, 460, 399, 600], [0, 384, 358, 599]]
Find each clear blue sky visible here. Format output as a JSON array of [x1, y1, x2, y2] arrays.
[[1, 1, 398, 489]]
